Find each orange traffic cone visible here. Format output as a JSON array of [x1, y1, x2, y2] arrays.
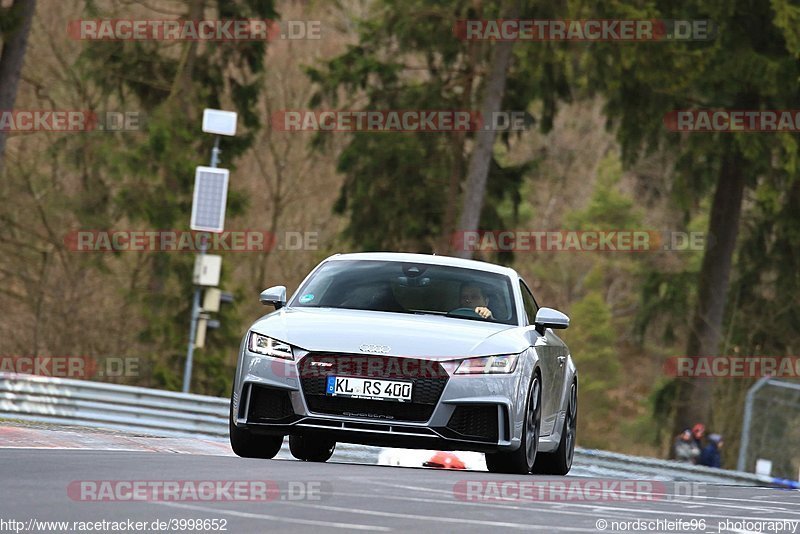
[[423, 451, 466, 469]]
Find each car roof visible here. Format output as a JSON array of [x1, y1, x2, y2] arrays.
[[324, 252, 519, 278]]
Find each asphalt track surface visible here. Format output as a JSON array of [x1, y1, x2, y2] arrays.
[[2, 444, 800, 533]]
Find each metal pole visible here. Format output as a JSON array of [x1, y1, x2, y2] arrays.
[[210, 136, 221, 167], [737, 376, 771, 472], [182, 136, 220, 393], [182, 261, 202, 393]]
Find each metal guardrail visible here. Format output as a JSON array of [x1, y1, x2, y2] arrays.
[[0, 372, 228, 438], [1, 372, 797, 488], [573, 448, 778, 486]]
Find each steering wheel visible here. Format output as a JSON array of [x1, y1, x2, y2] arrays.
[[448, 307, 482, 318]]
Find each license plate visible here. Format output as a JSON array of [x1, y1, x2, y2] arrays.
[[326, 376, 412, 402]]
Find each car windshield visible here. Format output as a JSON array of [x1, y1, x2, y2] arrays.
[[289, 259, 518, 326]]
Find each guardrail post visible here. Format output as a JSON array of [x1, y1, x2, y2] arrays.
[[737, 377, 771, 472]]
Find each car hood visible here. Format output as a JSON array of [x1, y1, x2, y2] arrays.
[[248, 307, 528, 358]]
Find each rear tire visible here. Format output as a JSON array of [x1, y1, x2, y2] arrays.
[[485, 373, 541, 475], [229, 397, 284, 459], [289, 434, 336, 462], [533, 381, 577, 475]]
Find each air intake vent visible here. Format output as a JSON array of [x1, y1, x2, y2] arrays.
[[246, 385, 297, 423], [446, 405, 499, 442]]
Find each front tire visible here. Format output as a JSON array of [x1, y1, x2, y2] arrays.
[[289, 434, 336, 462], [486, 373, 541, 474], [229, 394, 284, 459], [534, 381, 577, 475]]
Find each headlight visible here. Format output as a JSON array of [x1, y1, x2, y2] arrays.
[[248, 332, 293, 360], [455, 354, 519, 374]]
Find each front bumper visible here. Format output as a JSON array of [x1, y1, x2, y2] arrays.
[[232, 348, 526, 452]]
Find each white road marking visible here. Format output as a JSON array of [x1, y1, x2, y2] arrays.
[[318, 489, 647, 522], [280, 500, 599, 531], [0, 446, 143, 452], [313, 484, 799, 525], [360, 477, 800, 509], [151, 501, 391, 531], [353, 478, 455, 495]]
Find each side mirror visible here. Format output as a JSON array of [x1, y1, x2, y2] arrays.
[[259, 285, 287, 309], [534, 307, 569, 332]]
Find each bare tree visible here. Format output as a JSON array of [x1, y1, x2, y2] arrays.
[[673, 141, 746, 435], [455, 4, 516, 259], [0, 0, 37, 172]]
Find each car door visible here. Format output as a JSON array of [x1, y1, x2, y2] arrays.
[[539, 328, 570, 436], [519, 279, 566, 436]]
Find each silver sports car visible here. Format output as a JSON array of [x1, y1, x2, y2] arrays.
[[230, 252, 577, 475]]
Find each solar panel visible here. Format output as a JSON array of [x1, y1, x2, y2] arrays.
[[190, 166, 229, 233]]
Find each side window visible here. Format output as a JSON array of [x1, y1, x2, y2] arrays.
[[518, 280, 539, 325]]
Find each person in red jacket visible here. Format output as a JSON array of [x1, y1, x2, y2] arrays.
[[691, 422, 706, 450]]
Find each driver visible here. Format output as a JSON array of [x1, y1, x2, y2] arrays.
[[459, 282, 493, 319]]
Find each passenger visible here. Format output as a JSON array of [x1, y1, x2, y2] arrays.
[[673, 428, 701, 464], [340, 282, 404, 312]]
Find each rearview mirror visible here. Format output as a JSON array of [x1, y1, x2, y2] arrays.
[[259, 285, 286, 309], [534, 307, 569, 332]]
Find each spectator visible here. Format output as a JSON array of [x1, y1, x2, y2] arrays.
[[698, 434, 723, 468], [673, 428, 701, 463]]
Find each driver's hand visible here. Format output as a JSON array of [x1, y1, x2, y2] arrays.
[[475, 306, 493, 319]]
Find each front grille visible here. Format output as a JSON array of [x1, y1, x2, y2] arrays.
[[246, 384, 297, 423], [298, 353, 449, 422], [305, 396, 437, 421], [446, 405, 499, 442]]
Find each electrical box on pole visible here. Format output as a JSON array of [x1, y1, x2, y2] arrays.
[[193, 254, 222, 286]]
